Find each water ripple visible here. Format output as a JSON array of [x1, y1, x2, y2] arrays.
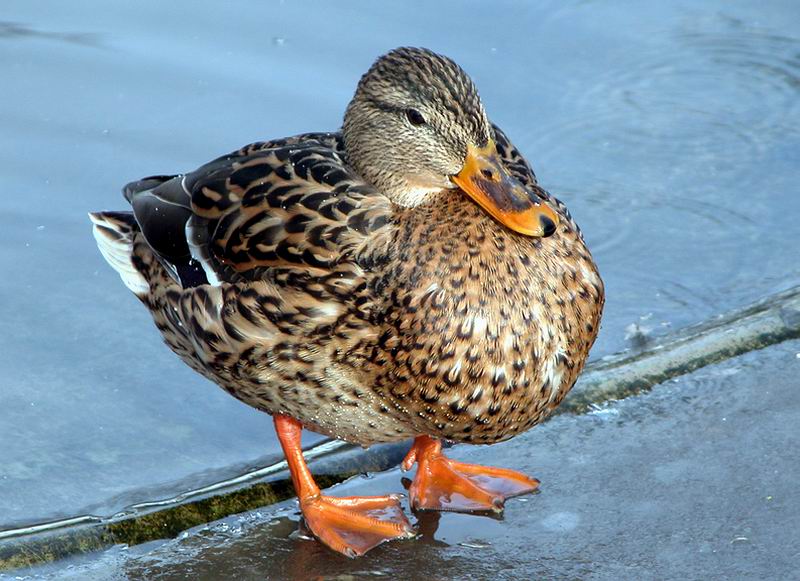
[[528, 12, 800, 338]]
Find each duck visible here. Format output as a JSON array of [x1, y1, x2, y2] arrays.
[[90, 47, 604, 558]]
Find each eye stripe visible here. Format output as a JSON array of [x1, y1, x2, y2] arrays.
[[367, 98, 404, 114]]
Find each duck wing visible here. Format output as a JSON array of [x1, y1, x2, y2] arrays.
[[125, 132, 394, 289], [492, 123, 577, 231], [492, 123, 538, 188]]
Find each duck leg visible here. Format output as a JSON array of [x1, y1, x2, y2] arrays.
[[274, 414, 415, 557], [401, 435, 540, 513]]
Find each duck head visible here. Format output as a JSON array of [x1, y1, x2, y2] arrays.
[[343, 47, 558, 238]]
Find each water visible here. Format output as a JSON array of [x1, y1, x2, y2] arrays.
[[1, 0, 799, 535]]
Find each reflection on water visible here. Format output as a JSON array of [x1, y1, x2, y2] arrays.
[[114, 495, 514, 581], [0, 0, 798, 538]]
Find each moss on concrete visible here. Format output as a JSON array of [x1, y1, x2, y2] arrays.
[[0, 442, 409, 571]]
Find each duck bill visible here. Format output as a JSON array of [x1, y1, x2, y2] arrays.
[[452, 142, 559, 237]]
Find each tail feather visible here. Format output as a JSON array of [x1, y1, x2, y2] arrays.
[[89, 211, 149, 296], [123, 175, 175, 203]]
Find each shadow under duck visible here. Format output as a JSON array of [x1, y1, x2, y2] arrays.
[[91, 47, 604, 557]]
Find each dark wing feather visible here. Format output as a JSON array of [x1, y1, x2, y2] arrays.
[[124, 132, 394, 289], [492, 123, 578, 233], [492, 124, 538, 188]]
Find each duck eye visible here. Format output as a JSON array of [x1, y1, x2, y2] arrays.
[[405, 108, 426, 126]]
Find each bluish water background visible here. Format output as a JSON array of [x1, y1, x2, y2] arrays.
[[1, 0, 798, 529]]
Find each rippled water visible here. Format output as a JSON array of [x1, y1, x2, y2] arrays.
[[1, 0, 798, 533], [533, 8, 800, 349]]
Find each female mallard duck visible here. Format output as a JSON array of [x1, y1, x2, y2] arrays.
[[91, 47, 603, 557]]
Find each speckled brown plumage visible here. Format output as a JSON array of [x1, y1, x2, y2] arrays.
[[91, 47, 603, 450]]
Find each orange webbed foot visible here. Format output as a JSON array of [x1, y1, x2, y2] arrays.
[[402, 436, 540, 513], [274, 414, 415, 558], [300, 493, 415, 557]]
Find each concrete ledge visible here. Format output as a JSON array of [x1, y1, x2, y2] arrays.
[[2, 286, 799, 571], [563, 286, 800, 413]]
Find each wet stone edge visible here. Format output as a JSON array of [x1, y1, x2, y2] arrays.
[[562, 286, 800, 414], [2, 286, 799, 571], [0, 444, 410, 571]]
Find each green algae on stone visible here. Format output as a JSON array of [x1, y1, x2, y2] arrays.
[[0, 442, 409, 572]]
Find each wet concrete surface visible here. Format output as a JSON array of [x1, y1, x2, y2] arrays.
[[18, 339, 799, 580]]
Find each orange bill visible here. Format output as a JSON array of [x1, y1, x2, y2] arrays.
[[452, 141, 559, 237]]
